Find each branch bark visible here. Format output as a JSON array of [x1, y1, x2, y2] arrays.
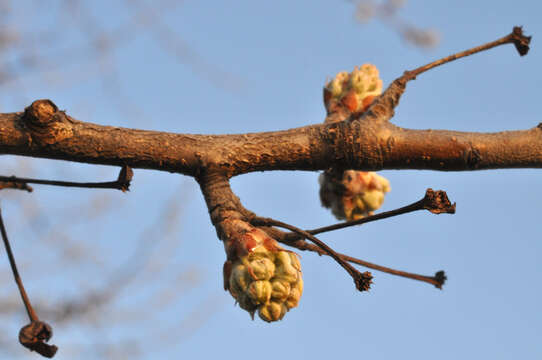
[[0, 26, 538, 329], [1, 101, 541, 177]]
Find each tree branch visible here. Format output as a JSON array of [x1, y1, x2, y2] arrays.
[[0, 165, 133, 191], [0, 25, 538, 176], [1, 100, 540, 176]]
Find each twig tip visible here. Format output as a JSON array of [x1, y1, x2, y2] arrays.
[[512, 26, 531, 56], [433, 270, 447, 289], [19, 321, 58, 358], [423, 189, 456, 214], [354, 271, 373, 292]]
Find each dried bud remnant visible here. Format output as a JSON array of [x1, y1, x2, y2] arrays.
[[19, 321, 58, 358], [422, 189, 456, 214], [511, 26, 531, 56]]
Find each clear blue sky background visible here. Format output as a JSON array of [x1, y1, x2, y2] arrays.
[[1, 1, 541, 359]]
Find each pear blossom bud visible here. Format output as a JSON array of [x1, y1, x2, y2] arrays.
[[259, 301, 288, 322], [224, 226, 303, 322], [324, 64, 383, 113], [319, 170, 391, 220], [247, 257, 275, 281], [270, 280, 291, 302], [285, 278, 303, 309], [247, 280, 272, 305]]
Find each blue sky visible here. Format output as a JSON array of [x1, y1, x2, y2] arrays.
[[1, 1, 541, 359]]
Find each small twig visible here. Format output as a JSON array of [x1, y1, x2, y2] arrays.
[[0, 208, 58, 358], [403, 26, 531, 81], [252, 216, 373, 292], [273, 233, 446, 289], [366, 26, 531, 123], [0, 208, 38, 322], [340, 252, 447, 289], [318, 243, 445, 288], [0, 181, 33, 192], [0, 165, 133, 192], [285, 189, 455, 241], [261, 189, 454, 288]]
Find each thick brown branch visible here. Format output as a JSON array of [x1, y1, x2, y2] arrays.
[[0, 29, 538, 175], [1, 101, 541, 176], [380, 123, 542, 170]]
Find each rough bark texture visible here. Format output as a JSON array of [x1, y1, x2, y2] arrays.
[[1, 100, 541, 179]]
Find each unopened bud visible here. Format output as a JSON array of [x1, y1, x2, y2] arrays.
[[259, 301, 288, 322]]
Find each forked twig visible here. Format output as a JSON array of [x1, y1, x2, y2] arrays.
[[252, 217, 373, 292], [263, 189, 454, 288]]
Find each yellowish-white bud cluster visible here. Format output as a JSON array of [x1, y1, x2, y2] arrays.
[[324, 64, 383, 113], [225, 228, 303, 322], [319, 170, 391, 221]]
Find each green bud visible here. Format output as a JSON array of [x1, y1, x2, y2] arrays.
[[285, 278, 303, 309], [237, 293, 258, 314], [360, 190, 385, 211], [349, 68, 366, 93], [258, 301, 288, 322], [224, 229, 303, 322], [248, 257, 275, 280], [270, 280, 291, 301], [247, 280, 272, 305], [230, 263, 250, 298], [274, 251, 298, 283]]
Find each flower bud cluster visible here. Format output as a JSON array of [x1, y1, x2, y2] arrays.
[[324, 64, 383, 113], [224, 227, 303, 322], [319, 170, 391, 220]]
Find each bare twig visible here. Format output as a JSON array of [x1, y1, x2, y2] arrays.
[[276, 234, 446, 289], [260, 189, 453, 288], [0, 181, 33, 192], [252, 217, 373, 292], [339, 253, 447, 289], [403, 26, 531, 81], [285, 189, 455, 241], [0, 165, 133, 192], [0, 208, 38, 322], [367, 26, 532, 123], [0, 208, 57, 357]]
